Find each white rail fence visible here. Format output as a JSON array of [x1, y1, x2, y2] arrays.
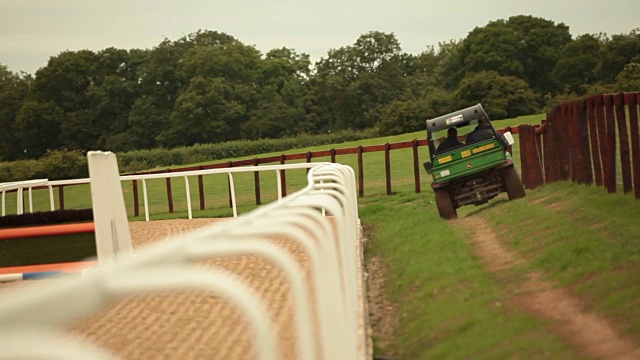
[[1, 162, 341, 221], [0, 152, 368, 359]]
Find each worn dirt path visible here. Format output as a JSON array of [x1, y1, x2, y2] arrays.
[[457, 216, 640, 360]]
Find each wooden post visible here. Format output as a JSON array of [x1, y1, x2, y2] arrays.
[[306, 151, 312, 174], [604, 94, 617, 193], [615, 93, 632, 193], [58, 186, 65, 210], [595, 94, 610, 190], [412, 139, 421, 193], [330, 148, 336, 163], [587, 97, 603, 186], [626, 92, 640, 199], [559, 103, 571, 180], [165, 172, 174, 214], [279, 155, 287, 197], [568, 102, 579, 182], [518, 125, 531, 188], [198, 172, 205, 211], [384, 143, 392, 195], [577, 99, 593, 184], [132, 179, 139, 217], [357, 146, 364, 198], [254, 158, 261, 205], [542, 115, 553, 184]]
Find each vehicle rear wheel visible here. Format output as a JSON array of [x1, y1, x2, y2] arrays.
[[434, 188, 457, 220], [503, 167, 526, 200]]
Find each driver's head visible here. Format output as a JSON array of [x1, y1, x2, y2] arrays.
[[447, 127, 458, 138], [478, 116, 489, 126]]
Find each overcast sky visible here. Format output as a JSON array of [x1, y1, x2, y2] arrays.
[[1, 0, 639, 75]]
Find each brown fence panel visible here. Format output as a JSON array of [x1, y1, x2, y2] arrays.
[[518, 125, 531, 188], [595, 95, 610, 189], [576, 100, 593, 184], [546, 108, 563, 182], [615, 93, 633, 193], [587, 96, 603, 186], [604, 94, 617, 193], [626, 93, 640, 199], [568, 102, 579, 182], [559, 103, 571, 180]]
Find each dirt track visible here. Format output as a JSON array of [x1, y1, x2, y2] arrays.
[[459, 216, 640, 360], [71, 218, 310, 360]]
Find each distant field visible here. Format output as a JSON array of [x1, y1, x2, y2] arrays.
[[1, 113, 546, 220]]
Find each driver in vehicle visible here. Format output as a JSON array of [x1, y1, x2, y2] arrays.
[[437, 127, 464, 153]]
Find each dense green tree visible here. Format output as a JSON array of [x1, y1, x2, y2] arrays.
[[14, 101, 64, 158], [0, 65, 31, 160], [160, 77, 253, 146], [454, 71, 539, 119], [458, 15, 571, 94], [595, 29, 640, 84], [314, 31, 408, 130], [552, 34, 603, 94]]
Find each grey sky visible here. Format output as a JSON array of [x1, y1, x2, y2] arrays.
[[1, 0, 639, 75]]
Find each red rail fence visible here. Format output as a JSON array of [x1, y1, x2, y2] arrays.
[[517, 92, 640, 199]]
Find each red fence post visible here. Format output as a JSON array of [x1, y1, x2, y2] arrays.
[[165, 171, 174, 214], [58, 186, 65, 210], [198, 173, 205, 211], [254, 158, 261, 205], [615, 93, 633, 193], [279, 155, 287, 197], [546, 108, 562, 183], [559, 103, 571, 180], [626, 93, 640, 199], [595, 95, 610, 190], [604, 94, 617, 193], [518, 125, 531, 188], [412, 139, 421, 193], [384, 143, 392, 195], [306, 151, 312, 174], [132, 179, 139, 217], [587, 97, 603, 186], [357, 146, 364, 197], [576, 99, 593, 184], [568, 101, 580, 182]]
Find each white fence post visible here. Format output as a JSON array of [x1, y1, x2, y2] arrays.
[[87, 151, 133, 264]]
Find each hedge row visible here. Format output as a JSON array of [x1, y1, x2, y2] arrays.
[[0, 130, 375, 182]]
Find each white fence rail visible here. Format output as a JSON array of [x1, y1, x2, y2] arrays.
[[0, 152, 366, 359], [1, 162, 340, 221]]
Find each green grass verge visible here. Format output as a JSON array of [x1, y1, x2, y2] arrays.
[[479, 181, 640, 337], [361, 191, 581, 359]]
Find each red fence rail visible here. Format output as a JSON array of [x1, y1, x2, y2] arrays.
[[518, 91, 640, 199]]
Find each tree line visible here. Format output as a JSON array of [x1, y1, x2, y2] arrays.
[[0, 15, 639, 161]]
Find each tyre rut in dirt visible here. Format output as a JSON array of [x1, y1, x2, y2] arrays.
[[434, 188, 457, 220], [504, 167, 526, 200]]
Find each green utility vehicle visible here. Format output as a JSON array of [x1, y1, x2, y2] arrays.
[[424, 104, 525, 219]]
